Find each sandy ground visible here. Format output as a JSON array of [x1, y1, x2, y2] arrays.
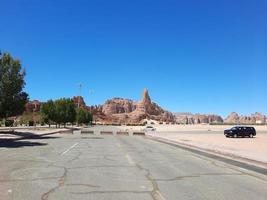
[[144, 125, 267, 168], [88, 124, 267, 132], [152, 124, 267, 132]]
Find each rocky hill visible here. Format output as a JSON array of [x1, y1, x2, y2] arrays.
[[174, 113, 223, 124], [25, 100, 41, 113], [23, 92, 266, 125], [92, 89, 175, 125], [225, 112, 266, 124]]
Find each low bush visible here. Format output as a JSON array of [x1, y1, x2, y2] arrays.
[[5, 119, 14, 127]]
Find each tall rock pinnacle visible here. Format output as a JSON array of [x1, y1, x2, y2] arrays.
[[141, 88, 151, 104]]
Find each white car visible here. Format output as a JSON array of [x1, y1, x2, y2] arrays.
[[145, 126, 156, 131]]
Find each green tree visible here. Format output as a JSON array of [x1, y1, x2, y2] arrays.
[[85, 111, 93, 125], [41, 99, 76, 128], [0, 52, 28, 119], [54, 98, 76, 127], [65, 98, 76, 125], [76, 108, 93, 126], [76, 108, 86, 126], [41, 100, 56, 127]]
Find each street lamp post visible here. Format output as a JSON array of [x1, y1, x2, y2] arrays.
[[78, 83, 82, 109]]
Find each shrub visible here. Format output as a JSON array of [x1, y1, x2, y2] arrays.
[[28, 121, 34, 126], [5, 119, 14, 127]]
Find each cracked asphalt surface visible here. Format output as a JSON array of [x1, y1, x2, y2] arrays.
[[0, 133, 267, 200]]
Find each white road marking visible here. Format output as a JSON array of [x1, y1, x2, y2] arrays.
[[155, 190, 166, 200], [125, 154, 135, 165], [61, 143, 79, 155], [116, 143, 121, 147], [7, 189, 12, 193]]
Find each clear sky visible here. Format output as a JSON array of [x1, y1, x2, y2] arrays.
[[1, 0, 266, 117]]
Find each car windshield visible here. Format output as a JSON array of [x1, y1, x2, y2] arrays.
[[231, 127, 238, 130]]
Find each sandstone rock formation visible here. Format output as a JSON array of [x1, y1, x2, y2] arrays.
[[92, 89, 175, 125], [252, 112, 266, 124], [72, 96, 87, 109], [23, 95, 266, 125], [224, 112, 239, 123], [25, 100, 41, 113], [174, 113, 223, 124], [225, 112, 266, 124], [102, 98, 135, 115]]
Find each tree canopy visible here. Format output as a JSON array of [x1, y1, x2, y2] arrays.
[[0, 52, 28, 119], [76, 108, 93, 125], [41, 98, 77, 127], [41, 98, 92, 127], [41, 100, 56, 126]]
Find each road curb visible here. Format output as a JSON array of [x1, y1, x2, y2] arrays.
[[147, 135, 267, 176]]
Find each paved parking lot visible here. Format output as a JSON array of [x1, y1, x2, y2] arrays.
[[0, 132, 267, 200]]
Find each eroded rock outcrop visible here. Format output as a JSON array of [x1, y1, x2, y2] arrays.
[[72, 96, 87, 109], [92, 89, 175, 125], [225, 112, 266, 124], [25, 100, 41, 113], [175, 113, 223, 124]]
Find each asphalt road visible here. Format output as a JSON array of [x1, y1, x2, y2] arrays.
[[0, 133, 267, 200]]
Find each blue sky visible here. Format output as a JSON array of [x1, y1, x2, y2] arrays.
[[1, 0, 266, 117]]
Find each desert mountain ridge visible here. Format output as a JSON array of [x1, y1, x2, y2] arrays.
[[25, 89, 267, 125]]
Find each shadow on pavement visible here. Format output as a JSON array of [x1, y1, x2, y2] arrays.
[[0, 131, 60, 140], [0, 140, 47, 148], [0, 131, 60, 148]]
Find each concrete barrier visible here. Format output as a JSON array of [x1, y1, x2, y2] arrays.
[[81, 130, 94, 134], [100, 131, 113, 135], [133, 132, 145, 136], [58, 130, 73, 134], [116, 131, 129, 136]]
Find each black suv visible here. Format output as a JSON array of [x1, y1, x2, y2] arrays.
[[224, 126, 256, 138]]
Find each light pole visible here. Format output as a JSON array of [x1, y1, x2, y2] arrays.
[[78, 83, 82, 109]]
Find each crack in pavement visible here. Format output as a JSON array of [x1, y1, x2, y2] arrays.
[[154, 172, 244, 182], [65, 183, 100, 188], [66, 152, 82, 164], [41, 167, 67, 200], [1, 159, 54, 164], [1, 165, 68, 184], [135, 164, 165, 200], [116, 137, 165, 200], [65, 165, 136, 170], [0, 175, 64, 183], [71, 190, 149, 195], [103, 155, 117, 162]]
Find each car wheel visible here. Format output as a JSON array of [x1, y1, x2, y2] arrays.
[[233, 134, 237, 138], [249, 133, 253, 138]]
